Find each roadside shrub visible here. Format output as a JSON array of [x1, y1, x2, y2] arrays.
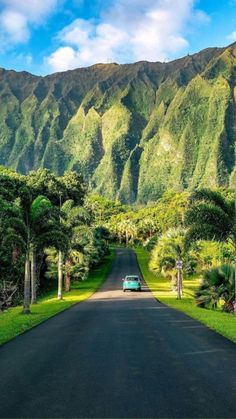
[[195, 264, 235, 312]]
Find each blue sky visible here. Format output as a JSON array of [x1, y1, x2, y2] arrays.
[[0, 0, 236, 75]]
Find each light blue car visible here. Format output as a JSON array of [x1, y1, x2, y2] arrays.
[[123, 275, 141, 292]]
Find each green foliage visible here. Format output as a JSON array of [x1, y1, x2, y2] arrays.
[[107, 188, 236, 318], [108, 191, 190, 247], [196, 265, 235, 312], [0, 251, 114, 345], [60, 171, 87, 205], [26, 168, 86, 206], [85, 194, 125, 223], [0, 197, 25, 289], [135, 247, 236, 342], [149, 228, 196, 278], [0, 45, 234, 203], [0, 167, 105, 311], [193, 241, 235, 270], [185, 189, 235, 245]]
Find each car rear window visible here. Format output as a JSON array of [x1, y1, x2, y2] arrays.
[[126, 276, 139, 281]]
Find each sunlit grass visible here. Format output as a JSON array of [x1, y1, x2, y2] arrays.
[[0, 251, 114, 346], [135, 247, 236, 343]]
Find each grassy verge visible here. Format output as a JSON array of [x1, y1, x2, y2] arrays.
[[0, 250, 114, 346], [135, 247, 236, 343]]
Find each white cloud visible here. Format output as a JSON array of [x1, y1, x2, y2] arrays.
[[0, 10, 28, 43], [0, 0, 59, 46], [48, 46, 77, 72], [47, 18, 129, 71], [227, 31, 236, 43], [46, 0, 209, 72]]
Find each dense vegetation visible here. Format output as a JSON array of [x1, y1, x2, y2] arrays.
[[0, 162, 235, 319], [1, 44, 236, 203], [0, 167, 109, 313], [136, 248, 236, 342], [103, 188, 236, 315]]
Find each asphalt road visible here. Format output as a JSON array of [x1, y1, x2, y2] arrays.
[[0, 248, 236, 418]]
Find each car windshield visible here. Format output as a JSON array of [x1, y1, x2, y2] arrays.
[[125, 276, 139, 281]]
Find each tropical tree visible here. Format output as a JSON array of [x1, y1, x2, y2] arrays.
[[26, 169, 86, 206], [85, 195, 125, 224], [185, 189, 236, 314], [137, 217, 158, 245], [0, 168, 89, 310], [26, 169, 63, 204], [0, 196, 25, 294], [60, 200, 91, 293], [195, 265, 235, 312], [60, 171, 87, 205], [4, 190, 68, 313], [29, 195, 69, 304], [115, 219, 137, 246], [45, 204, 108, 293], [149, 228, 197, 297]]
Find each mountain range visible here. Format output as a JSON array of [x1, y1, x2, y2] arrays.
[[0, 43, 236, 203]]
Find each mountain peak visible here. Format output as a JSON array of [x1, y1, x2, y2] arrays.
[[0, 43, 235, 203]]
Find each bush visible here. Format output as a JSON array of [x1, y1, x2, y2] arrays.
[[195, 264, 235, 312]]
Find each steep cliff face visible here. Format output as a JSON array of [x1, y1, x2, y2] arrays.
[[0, 44, 236, 202]]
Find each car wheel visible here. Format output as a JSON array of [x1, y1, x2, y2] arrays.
[[123, 289, 126, 292]]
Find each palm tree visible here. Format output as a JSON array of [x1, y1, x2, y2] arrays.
[[28, 195, 69, 308], [60, 200, 91, 293], [196, 265, 235, 312], [150, 228, 187, 297], [0, 197, 26, 298], [117, 219, 137, 246], [185, 189, 236, 314], [4, 193, 67, 313]]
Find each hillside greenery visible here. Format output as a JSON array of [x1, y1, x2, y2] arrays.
[[0, 45, 236, 203], [1, 43, 236, 341]]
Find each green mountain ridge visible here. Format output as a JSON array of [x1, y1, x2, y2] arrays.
[[0, 44, 236, 203]]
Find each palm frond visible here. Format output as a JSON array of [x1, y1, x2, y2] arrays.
[[185, 223, 229, 246], [5, 218, 28, 240], [3, 232, 26, 251], [37, 230, 69, 252], [190, 189, 233, 215], [61, 199, 74, 213], [186, 203, 233, 231]]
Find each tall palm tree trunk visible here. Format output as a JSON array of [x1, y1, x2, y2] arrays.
[[64, 258, 72, 292], [125, 230, 128, 247], [64, 272, 71, 292], [177, 268, 182, 299], [23, 253, 31, 314], [180, 269, 183, 297], [233, 227, 236, 315], [234, 249, 236, 316], [31, 249, 37, 304], [58, 250, 63, 300]]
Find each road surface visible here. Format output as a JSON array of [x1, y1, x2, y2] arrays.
[[0, 248, 235, 418]]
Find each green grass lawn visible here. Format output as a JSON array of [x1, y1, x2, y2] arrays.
[[0, 250, 114, 346], [135, 247, 236, 343]]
